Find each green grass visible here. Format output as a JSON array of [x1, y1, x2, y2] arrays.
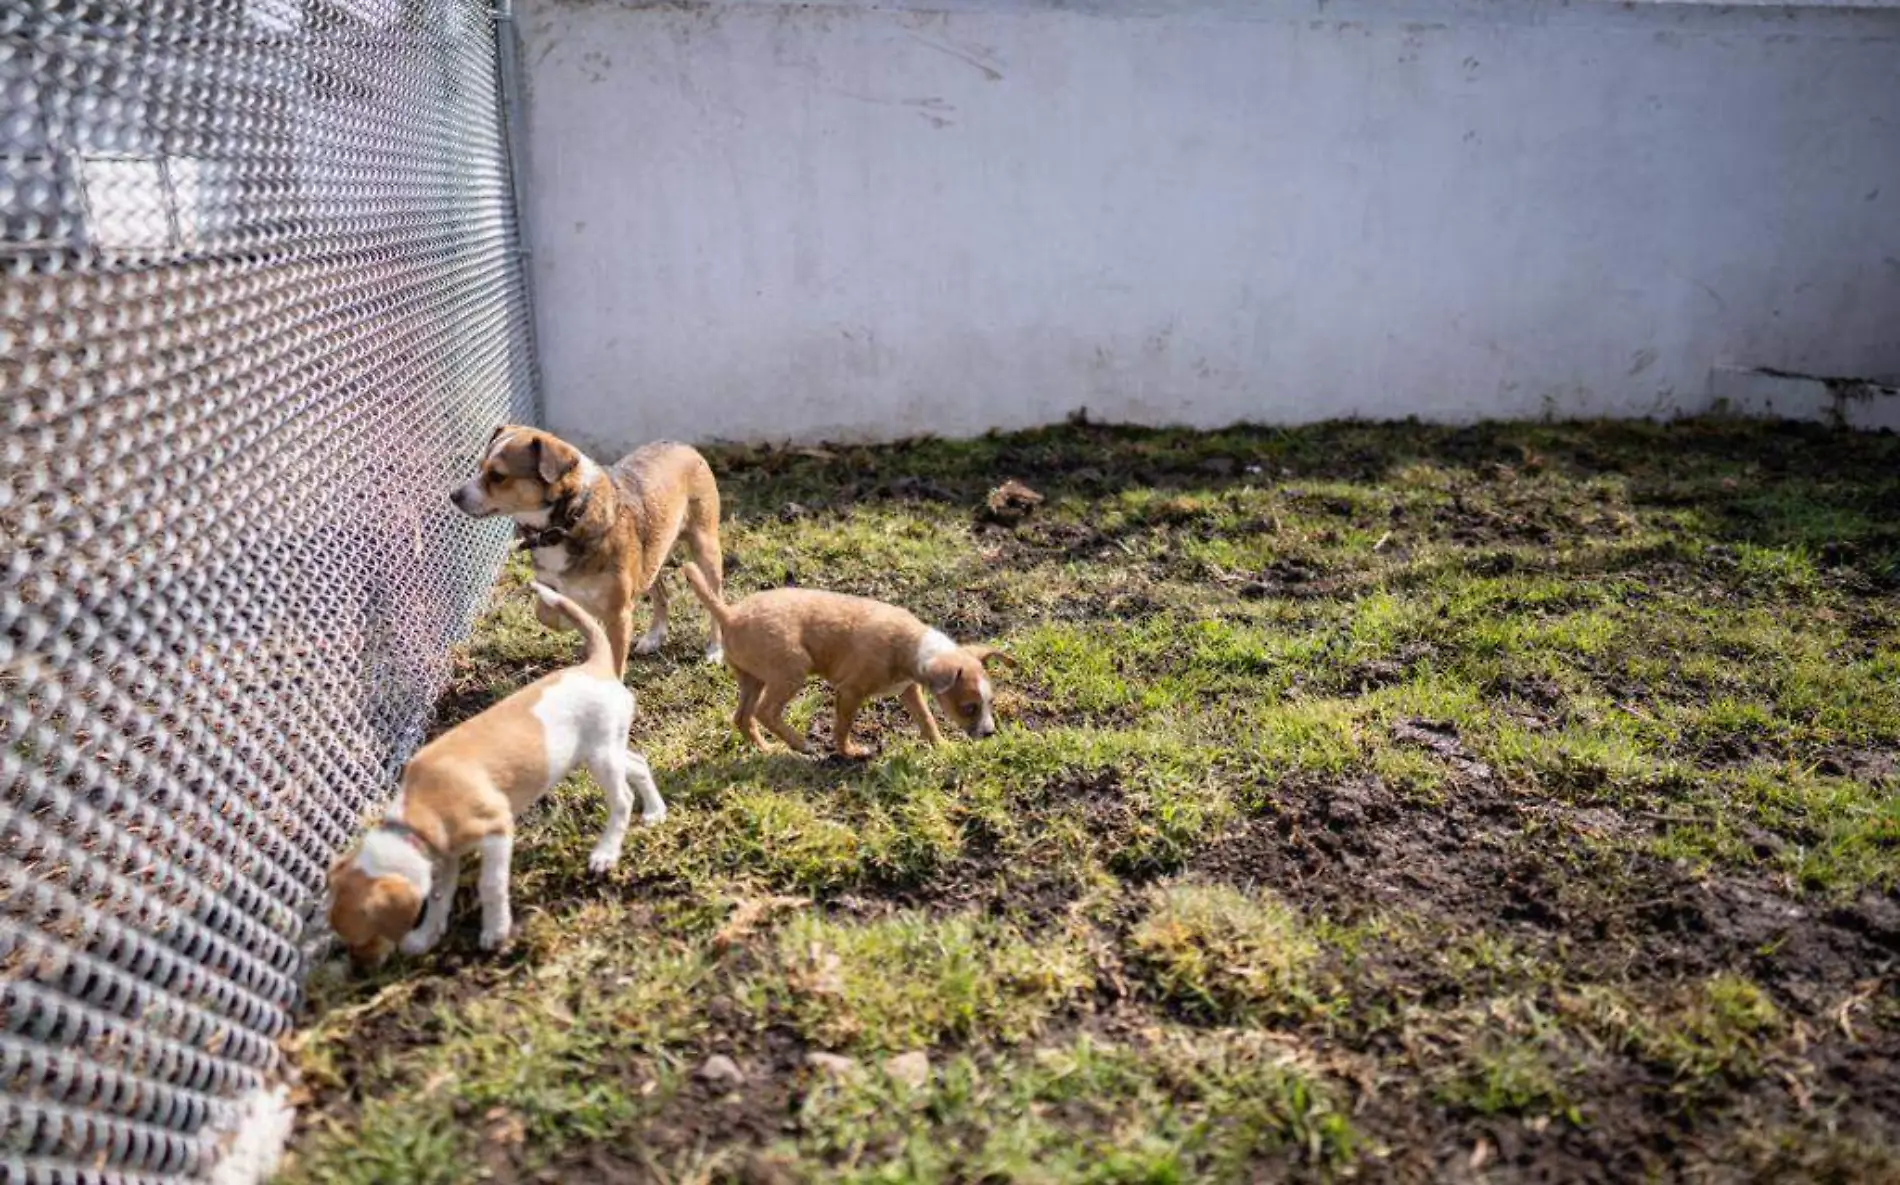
[[773, 1030, 1356, 1183], [281, 418, 1900, 1183], [763, 911, 1096, 1053], [1437, 1031, 1579, 1121], [1567, 972, 1787, 1085], [1129, 882, 1320, 1023]]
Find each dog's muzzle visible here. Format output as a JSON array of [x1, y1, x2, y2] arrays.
[[448, 483, 484, 516]]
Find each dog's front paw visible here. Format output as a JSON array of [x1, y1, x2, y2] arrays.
[[632, 630, 666, 656], [399, 930, 438, 957], [479, 920, 513, 952], [703, 645, 725, 666], [639, 802, 668, 827], [588, 844, 623, 875]]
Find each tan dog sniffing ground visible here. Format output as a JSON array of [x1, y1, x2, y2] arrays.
[[327, 583, 664, 969], [680, 562, 1015, 758], [450, 425, 724, 673]]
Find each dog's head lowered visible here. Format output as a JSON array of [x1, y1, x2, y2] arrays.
[[449, 425, 587, 523], [922, 645, 1016, 738], [327, 858, 423, 970]]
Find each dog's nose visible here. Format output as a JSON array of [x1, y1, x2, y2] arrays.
[[448, 488, 465, 510]]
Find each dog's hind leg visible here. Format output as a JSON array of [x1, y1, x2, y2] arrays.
[[625, 750, 666, 827], [584, 749, 637, 874], [755, 681, 809, 754], [682, 459, 725, 664], [684, 528, 725, 665], [834, 690, 869, 759], [733, 670, 767, 748]]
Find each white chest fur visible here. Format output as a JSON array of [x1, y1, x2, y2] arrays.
[[355, 825, 434, 890], [532, 545, 571, 576]]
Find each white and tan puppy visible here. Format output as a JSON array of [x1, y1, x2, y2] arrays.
[[327, 583, 664, 969], [449, 425, 724, 674], [681, 562, 1015, 758]]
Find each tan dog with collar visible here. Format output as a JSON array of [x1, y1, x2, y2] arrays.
[[327, 583, 664, 969], [450, 426, 724, 673], [681, 562, 1015, 758]]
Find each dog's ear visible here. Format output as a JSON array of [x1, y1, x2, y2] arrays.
[[485, 424, 511, 451], [965, 645, 1019, 671], [531, 437, 579, 486], [364, 876, 422, 942], [924, 654, 962, 695]]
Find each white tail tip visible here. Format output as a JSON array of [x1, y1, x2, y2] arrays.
[[530, 581, 560, 605]]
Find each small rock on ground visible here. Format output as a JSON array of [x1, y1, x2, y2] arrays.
[[697, 1054, 746, 1089], [806, 1051, 860, 1078], [883, 1050, 931, 1088]]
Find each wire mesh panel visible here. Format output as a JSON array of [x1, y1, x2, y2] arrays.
[[1, 1, 536, 1180]]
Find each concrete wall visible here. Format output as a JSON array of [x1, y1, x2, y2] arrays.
[[516, 0, 1900, 450]]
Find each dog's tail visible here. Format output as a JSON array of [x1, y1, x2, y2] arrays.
[[679, 561, 732, 630], [530, 582, 614, 673]]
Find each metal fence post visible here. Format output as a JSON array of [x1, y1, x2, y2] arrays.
[[494, 0, 546, 428]]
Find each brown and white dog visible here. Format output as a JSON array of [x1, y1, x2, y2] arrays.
[[450, 426, 725, 673], [681, 562, 1015, 758], [327, 583, 664, 969]]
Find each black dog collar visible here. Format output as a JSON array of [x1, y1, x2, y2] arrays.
[[515, 522, 568, 550], [514, 482, 595, 551]]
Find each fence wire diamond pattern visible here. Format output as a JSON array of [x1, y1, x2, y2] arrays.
[[2, 2, 536, 1180]]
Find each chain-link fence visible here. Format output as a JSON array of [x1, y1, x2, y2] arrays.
[[2, 1, 537, 1179]]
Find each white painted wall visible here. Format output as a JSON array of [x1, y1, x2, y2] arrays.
[[516, 0, 1900, 449]]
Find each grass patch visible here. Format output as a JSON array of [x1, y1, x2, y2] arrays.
[[1565, 972, 1787, 1084], [1130, 881, 1320, 1022], [1438, 1034, 1578, 1120], [779, 1030, 1356, 1183], [285, 1097, 467, 1185], [285, 419, 1900, 1183], [764, 911, 1095, 1054]]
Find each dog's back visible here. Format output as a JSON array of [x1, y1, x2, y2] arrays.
[[719, 587, 927, 689], [610, 442, 720, 565], [404, 585, 631, 818]]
